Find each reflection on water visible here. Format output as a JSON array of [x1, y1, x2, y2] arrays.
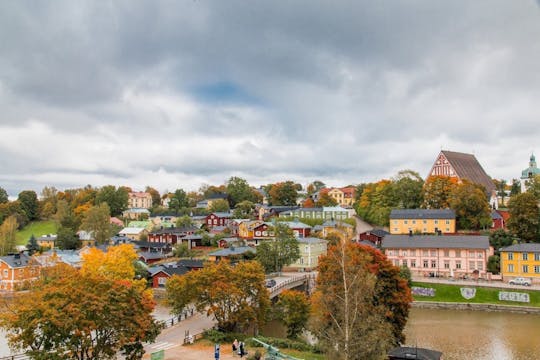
[[405, 308, 540, 360]]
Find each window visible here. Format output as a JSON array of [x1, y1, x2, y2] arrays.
[[411, 260, 416, 268], [444, 250, 450, 257], [423, 250, 428, 257], [430, 250, 437, 257], [402, 250, 408, 257], [535, 266, 540, 274], [523, 253, 529, 261], [402, 260, 408, 267], [456, 261, 462, 269], [477, 252, 483, 259], [423, 220, 427, 224], [394, 228, 398, 232], [412, 220, 416, 224], [508, 253, 514, 260], [455, 250, 461, 258], [444, 261, 450, 269], [535, 253, 540, 261], [477, 262, 483, 271], [423, 260, 429, 268], [434, 220, 439, 224], [393, 220, 398, 225], [508, 264, 514, 273], [404, 220, 408, 224], [158, 277, 167, 286], [469, 261, 475, 270], [3, 269, 8, 278], [523, 265, 529, 273], [431, 260, 437, 268]]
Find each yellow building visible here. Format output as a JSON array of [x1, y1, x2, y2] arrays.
[[500, 243, 540, 283], [389, 209, 456, 235], [323, 187, 356, 207], [286, 237, 328, 271]]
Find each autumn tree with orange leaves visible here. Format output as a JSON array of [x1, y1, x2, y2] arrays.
[[311, 242, 411, 360], [0, 263, 160, 360], [422, 175, 459, 209], [167, 260, 270, 333]]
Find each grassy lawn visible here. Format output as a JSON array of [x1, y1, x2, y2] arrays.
[[15, 220, 57, 246], [412, 281, 540, 307]]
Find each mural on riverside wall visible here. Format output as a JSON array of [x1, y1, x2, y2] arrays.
[[460, 288, 476, 299], [411, 286, 436, 297], [499, 291, 530, 303]]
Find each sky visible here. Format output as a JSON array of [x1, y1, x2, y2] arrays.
[[1, 1, 540, 197]]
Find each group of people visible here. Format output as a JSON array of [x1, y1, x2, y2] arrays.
[[232, 339, 246, 357]]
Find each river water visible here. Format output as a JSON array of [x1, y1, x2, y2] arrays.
[[3, 307, 540, 358]]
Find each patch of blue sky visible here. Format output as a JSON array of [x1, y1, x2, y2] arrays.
[[190, 81, 263, 106]]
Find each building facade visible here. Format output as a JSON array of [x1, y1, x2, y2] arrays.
[[287, 237, 328, 271], [0, 253, 40, 291], [128, 191, 153, 209], [382, 235, 493, 278], [279, 206, 349, 220], [520, 154, 540, 192], [500, 243, 540, 283], [389, 209, 456, 235]]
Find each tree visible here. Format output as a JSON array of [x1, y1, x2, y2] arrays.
[[18, 190, 39, 221], [256, 223, 300, 273], [448, 180, 492, 230], [392, 170, 424, 209], [175, 215, 194, 228], [275, 290, 310, 339], [209, 199, 230, 213], [232, 200, 255, 218], [489, 229, 515, 254], [0, 264, 160, 360], [81, 203, 112, 245], [169, 189, 189, 214], [39, 186, 58, 219], [145, 186, 161, 208], [311, 241, 400, 360], [316, 192, 338, 207], [307, 180, 326, 195], [510, 178, 521, 196], [487, 255, 500, 274], [226, 176, 255, 207], [0, 215, 18, 256], [0, 201, 28, 228], [95, 185, 129, 216], [355, 180, 395, 226], [167, 260, 270, 333], [493, 179, 507, 207], [54, 199, 81, 230], [81, 244, 140, 281], [303, 198, 315, 208], [422, 176, 458, 209], [0, 186, 8, 204], [27, 234, 39, 255], [526, 174, 540, 201], [507, 193, 540, 243], [267, 181, 299, 206], [56, 226, 81, 250], [173, 243, 196, 258]]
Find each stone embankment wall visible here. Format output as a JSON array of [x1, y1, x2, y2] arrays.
[[413, 301, 540, 314]]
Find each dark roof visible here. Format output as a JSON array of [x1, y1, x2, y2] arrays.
[[370, 229, 389, 237], [0, 253, 32, 268], [177, 259, 204, 269], [390, 209, 455, 220], [209, 246, 256, 257], [207, 193, 228, 200], [156, 265, 189, 277], [149, 226, 198, 235], [440, 150, 496, 193], [133, 241, 171, 249], [491, 210, 503, 220], [358, 240, 377, 248], [500, 243, 540, 253], [382, 235, 490, 250], [388, 346, 442, 360], [139, 252, 168, 260]]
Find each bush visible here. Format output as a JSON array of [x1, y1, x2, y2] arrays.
[[246, 335, 322, 354], [203, 329, 247, 343]]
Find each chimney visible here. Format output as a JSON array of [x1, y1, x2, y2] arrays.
[[409, 230, 413, 237]]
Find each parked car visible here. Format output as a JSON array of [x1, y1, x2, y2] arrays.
[[509, 277, 531, 286], [265, 279, 277, 288]]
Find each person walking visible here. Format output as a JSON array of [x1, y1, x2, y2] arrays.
[[238, 341, 245, 358], [232, 339, 239, 357]]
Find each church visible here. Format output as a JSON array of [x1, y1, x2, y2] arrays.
[[520, 153, 540, 192], [427, 150, 497, 208]]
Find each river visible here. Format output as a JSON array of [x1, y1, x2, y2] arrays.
[[3, 307, 540, 358]]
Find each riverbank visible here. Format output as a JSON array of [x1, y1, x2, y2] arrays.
[[412, 281, 540, 312]]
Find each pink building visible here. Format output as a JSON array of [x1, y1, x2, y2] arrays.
[[382, 235, 494, 279]]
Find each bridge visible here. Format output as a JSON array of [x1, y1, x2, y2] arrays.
[[268, 273, 316, 299]]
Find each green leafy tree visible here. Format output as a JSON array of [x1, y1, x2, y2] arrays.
[[0, 215, 18, 256], [209, 199, 230, 213], [493, 179, 507, 207], [81, 203, 113, 245], [232, 200, 255, 219], [487, 255, 500, 274], [169, 189, 189, 214], [17, 190, 39, 221], [256, 223, 300, 273], [526, 174, 540, 201], [173, 243, 196, 258], [95, 185, 129, 216], [0, 264, 161, 360], [355, 180, 395, 226], [56, 226, 81, 250], [226, 176, 255, 207], [392, 170, 424, 209], [27, 234, 40, 255], [489, 229, 515, 254], [275, 290, 310, 339], [175, 215, 194, 228], [448, 180, 492, 230], [307, 180, 326, 195], [0, 187, 8, 204], [510, 178, 521, 196], [0, 201, 28, 228], [507, 192, 540, 243], [167, 260, 270, 333], [316, 192, 338, 207], [54, 199, 81, 230]]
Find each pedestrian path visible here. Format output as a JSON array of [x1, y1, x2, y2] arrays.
[[148, 341, 180, 352]]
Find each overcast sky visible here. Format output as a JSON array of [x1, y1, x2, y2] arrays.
[[1, 1, 540, 196]]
